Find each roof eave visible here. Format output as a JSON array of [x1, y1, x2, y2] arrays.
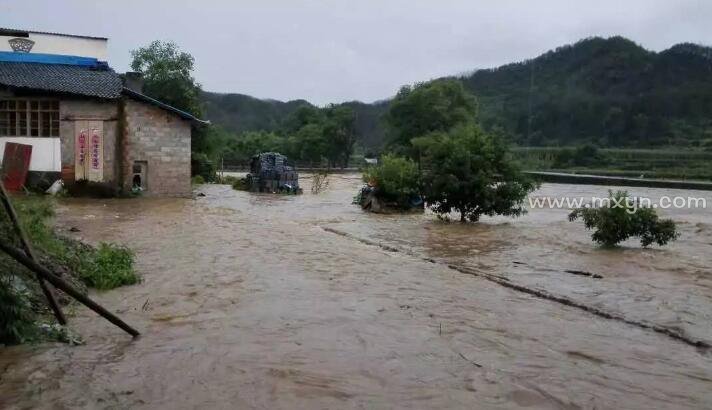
[[121, 87, 210, 125]]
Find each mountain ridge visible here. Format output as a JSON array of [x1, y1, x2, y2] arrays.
[[201, 36, 712, 150]]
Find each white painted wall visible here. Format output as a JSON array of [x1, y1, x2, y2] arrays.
[[0, 32, 107, 60], [0, 137, 61, 172]]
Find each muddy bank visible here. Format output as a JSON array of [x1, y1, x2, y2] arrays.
[[1, 175, 711, 409]]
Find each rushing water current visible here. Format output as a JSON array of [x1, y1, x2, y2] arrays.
[[1, 174, 711, 409]]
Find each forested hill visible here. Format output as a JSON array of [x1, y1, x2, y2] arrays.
[[464, 37, 712, 147], [200, 36, 712, 150], [200, 91, 312, 134]]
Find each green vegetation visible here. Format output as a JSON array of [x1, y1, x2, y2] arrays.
[[74, 243, 137, 291], [137, 36, 711, 180], [130, 41, 217, 176], [361, 80, 536, 220], [362, 154, 420, 206], [552, 145, 610, 168], [415, 124, 537, 222], [384, 79, 477, 156], [463, 37, 712, 148], [513, 147, 712, 180], [0, 274, 36, 345], [130, 41, 203, 122], [219, 104, 358, 168], [199, 37, 712, 157], [190, 152, 217, 182], [6, 197, 139, 291], [569, 190, 679, 247], [0, 196, 138, 344]]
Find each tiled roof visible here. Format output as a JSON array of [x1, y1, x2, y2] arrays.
[[0, 60, 208, 123], [0, 62, 122, 99]]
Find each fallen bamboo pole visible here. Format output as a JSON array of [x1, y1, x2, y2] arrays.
[[0, 181, 67, 325], [0, 242, 140, 338]]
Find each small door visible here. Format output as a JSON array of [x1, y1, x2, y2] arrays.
[[74, 121, 103, 182]]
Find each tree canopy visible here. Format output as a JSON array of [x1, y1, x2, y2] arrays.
[[130, 40, 203, 118], [384, 79, 477, 155], [414, 124, 536, 222]]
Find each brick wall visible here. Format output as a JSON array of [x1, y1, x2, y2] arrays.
[[123, 98, 192, 197]]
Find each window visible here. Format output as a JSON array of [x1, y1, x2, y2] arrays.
[[0, 99, 59, 137]]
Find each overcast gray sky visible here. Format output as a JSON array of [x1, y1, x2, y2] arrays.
[[2, 0, 711, 104]]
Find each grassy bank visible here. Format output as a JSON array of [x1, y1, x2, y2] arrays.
[[0, 196, 138, 345], [512, 147, 712, 181]]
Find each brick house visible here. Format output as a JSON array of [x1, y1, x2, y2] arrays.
[[0, 28, 207, 197]]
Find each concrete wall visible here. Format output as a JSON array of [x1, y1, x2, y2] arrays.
[[0, 137, 60, 171], [0, 32, 108, 60], [123, 99, 192, 197]]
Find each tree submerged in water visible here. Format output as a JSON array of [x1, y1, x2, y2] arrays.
[[361, 79, 537, 221], [414, 124, 537, 222], [568, 190, 679, 247]]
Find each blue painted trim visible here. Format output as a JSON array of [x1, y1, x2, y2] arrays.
[[0, 51, 107, 68]]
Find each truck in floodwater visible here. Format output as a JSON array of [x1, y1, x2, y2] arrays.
[[246, 152, 301, 194]]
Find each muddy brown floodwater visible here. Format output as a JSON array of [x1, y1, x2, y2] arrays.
[[1, 174, 711, 409]]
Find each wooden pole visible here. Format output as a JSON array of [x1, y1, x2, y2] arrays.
[[0, 181, 67, 325], [0, 242, 140, 337]]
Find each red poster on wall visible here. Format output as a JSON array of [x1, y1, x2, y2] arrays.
[[1, 142, 33, 191], [91, 129, 100, 170]]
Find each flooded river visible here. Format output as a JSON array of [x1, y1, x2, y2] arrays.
[[1, 174, 711, 409]]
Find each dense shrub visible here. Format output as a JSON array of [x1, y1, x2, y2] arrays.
[[362, 154, 420, 206], [569, 190, 679, 247]]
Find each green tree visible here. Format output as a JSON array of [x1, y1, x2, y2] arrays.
[[130, 41, 202, 116], [282, 105, 324, 134], [294, 123, 327, 165], [130, 41, 215, 159], [414, 124, 537, 222], [224, 131, 285, 164], [323, 105, 357, 167], [569, 190, 679, 247], [384, 79, 477, 156]]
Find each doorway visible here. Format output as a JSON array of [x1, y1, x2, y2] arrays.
[[74, 120, 103, 182]]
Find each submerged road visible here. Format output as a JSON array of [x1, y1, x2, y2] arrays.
[[1, 175, 711, 409]]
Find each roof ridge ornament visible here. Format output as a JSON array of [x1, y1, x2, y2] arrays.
[[9, 37, 34, 53]]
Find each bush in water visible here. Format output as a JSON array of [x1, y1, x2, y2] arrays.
[[362, 154, 421, 208], [569, 190, 679, 247]]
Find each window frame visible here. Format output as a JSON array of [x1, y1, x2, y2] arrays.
[[0, 98, 60, 138]]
